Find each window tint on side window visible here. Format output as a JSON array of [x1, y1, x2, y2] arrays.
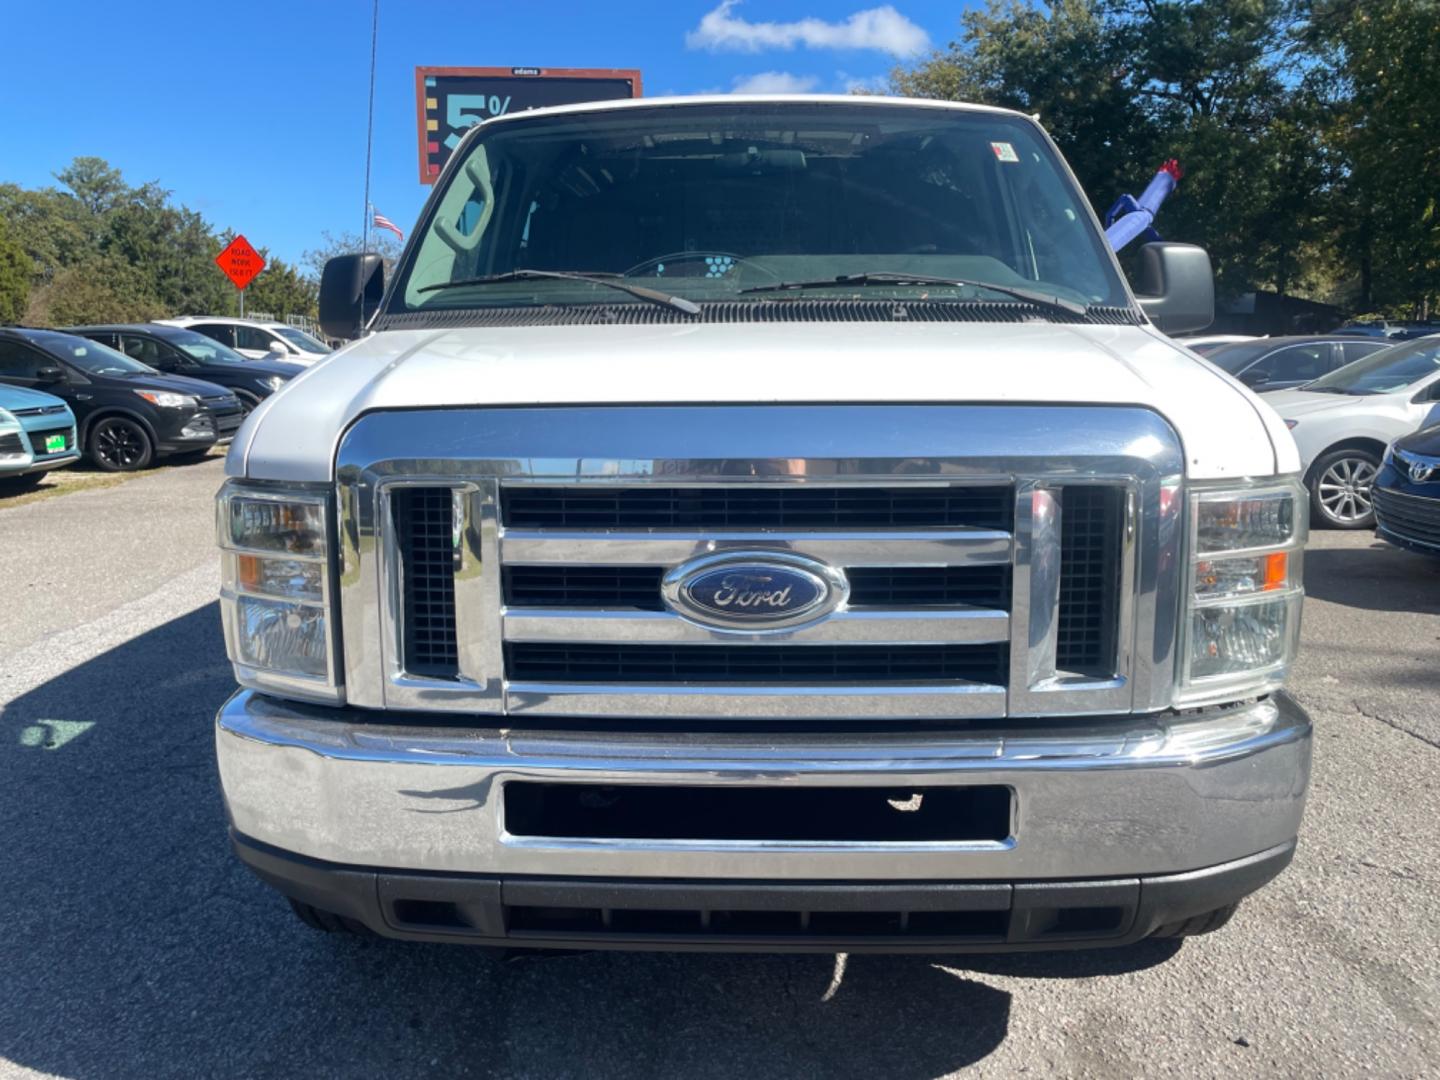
[[236, 326, 281, 352], [193, 324, 236, 347], [1342, 341, 1389, 364], [0, 340, 47, 379], [1252, 344, 1331, 383]]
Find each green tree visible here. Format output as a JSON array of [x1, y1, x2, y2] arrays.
[[888, 0, 1328, 302], [25, 253, 163, 325], [0, 216, 31, 323], [1309, 0, 1440, 316], [242, 253, 319, 319]]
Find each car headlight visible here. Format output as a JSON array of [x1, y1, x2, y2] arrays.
[[135, 390, 197, 409], [262, 375, 286, 392], [217, 481, 339, 703], [1178, 481, 1306, 706]]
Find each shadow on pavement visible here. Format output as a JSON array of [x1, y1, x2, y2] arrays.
[[0, 603, 1172, 1078], [1304, 539, 1440, 613]]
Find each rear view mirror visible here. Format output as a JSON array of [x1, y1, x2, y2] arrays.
[[35, 366, 64, 383], [1134, 242, 1214, 335], [319, 253, 385, 341]]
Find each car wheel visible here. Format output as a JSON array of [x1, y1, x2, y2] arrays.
[[235, 393, 260, 418], [89, 417, 154, 472], [1310, 448, 1381, 528]]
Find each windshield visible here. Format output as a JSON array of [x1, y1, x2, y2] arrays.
[[1207, 341, 1275, 373], [391, 102, 1129, 316], [155, 327, 249, 365], [1304, 338, 1440, 395], [31, 332, 156, 375], [274, 326, 330, 353]]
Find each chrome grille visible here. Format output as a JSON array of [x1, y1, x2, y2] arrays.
[[339, 406, 1184, 720]]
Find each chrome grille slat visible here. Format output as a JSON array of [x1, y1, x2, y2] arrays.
[[501, 529, 1014, 568], [503, 607, 1010, 645]]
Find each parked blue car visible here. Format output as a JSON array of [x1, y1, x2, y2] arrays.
[[0, 384, 81, 491]]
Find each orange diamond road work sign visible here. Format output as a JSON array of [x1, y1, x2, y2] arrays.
[[216, 235, 265, 291]]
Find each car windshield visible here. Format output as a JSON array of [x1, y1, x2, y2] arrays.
[[31, 332, 156, 375], [274, 326, 330, 353], [156, 327, 249, 365], [391, 102, 1130, 317], [1304, 338, 1440, 395], [1206, 341, 1276, 373]]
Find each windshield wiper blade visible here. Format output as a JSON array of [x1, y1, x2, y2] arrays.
[[739, 272, 1089, 317], [417, 269, 701, 315]]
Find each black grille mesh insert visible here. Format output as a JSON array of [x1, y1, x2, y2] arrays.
[[0, 432, 23, 455], [847, 565, 1010, 609], [505, 566, 667, 609], [1056, 486, 1124, 675], [505, 642, 1008, 684], [393, 487, 460, 677], [503, 564, 1011, 611], [503, 485, 1013, 530], [1375, 488, 1440, 546]]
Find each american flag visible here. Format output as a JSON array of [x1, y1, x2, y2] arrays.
[[372, 211, 404, 242]]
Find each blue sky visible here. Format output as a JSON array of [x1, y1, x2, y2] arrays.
[[0, 1, 979, 269]]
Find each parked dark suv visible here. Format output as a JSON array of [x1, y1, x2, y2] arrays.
[[66, 324, 304, 417], [0, 327, 239, 471]]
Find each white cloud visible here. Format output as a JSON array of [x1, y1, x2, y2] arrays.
[[728, 71, 823, 94], [687, 1, 930, 58], [837, 71, 889, 94]]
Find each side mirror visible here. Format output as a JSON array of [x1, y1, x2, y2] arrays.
[[1134, 242, 1214, 335], [35, 366, 64, 383], [319, 253, 385, 340]]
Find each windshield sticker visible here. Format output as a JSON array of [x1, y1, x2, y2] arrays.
[[990, 142, 1020, 163]]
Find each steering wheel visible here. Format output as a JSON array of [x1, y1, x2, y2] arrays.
[[622, 251, 780, 283]]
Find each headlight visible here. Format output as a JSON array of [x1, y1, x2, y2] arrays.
[[262, 375, 286, 392], [1284, 419, 1298, 430], [1179, 481, 1306, 706], [135, 390, 197, 409], [0, 407, 15, 424], [217, 481, 339, 703]]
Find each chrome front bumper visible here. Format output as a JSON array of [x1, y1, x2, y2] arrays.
[[216, 690, 1310, 882]]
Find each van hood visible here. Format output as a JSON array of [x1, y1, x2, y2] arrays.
[[231, 321, 1296, 482]]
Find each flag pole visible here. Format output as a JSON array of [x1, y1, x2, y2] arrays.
[[361, 0, 379, 255]]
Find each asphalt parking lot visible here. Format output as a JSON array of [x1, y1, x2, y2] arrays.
[[1, 462, 1437, 1079]]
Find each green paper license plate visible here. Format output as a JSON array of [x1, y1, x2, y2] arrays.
[[44, 434, 66, 453]]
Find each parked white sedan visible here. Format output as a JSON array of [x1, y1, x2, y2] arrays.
[[1265, 336, 1440, 528]]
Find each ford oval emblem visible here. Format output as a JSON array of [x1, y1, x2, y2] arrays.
[[662, 552, 848, 631]]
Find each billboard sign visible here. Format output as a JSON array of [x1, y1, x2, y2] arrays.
[[415, 66, 642, 183]]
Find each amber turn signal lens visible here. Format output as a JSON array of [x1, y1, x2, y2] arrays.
[[1262, 552, 1288, 591]]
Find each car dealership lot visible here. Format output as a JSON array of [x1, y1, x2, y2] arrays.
[[0, 467, 1436, 1079]]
